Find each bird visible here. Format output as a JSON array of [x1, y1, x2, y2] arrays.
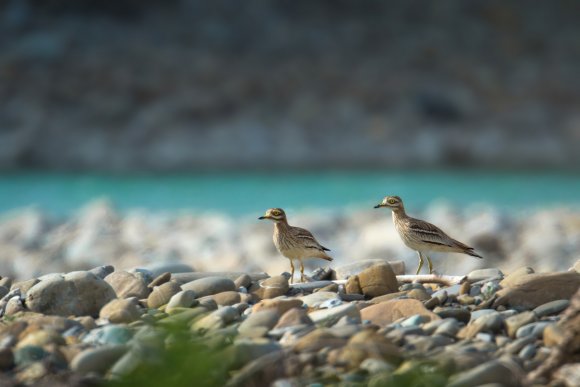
[[374, 195, 482, 275], [259, 208, 333, 283]]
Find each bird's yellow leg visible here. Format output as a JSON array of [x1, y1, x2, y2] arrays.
[[299, 259, 305, 282], [416, 252, 424, 275], [426, 255, 434, 274], [289, 260, 295, 284]]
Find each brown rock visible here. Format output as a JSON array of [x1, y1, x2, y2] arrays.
[[104, 271, 149, 299], [212, 291, 241, 306], [293, 329, 347, 352], [274, 308, 313, 329], [407, 288, 430, 301], [499, 266, 535, 288], [345, 275, 362, 294], [10, 278, 39, 295], [147, 281, 182, 308], [333, 330, 400, 369], [234, 274, 252, 289], [252, 298, 303, 315], [250, 275, 289, 299], [459, 281, 471, 296], [505, 311, 537, 338], [543, 324, 566, 347], [357, 264, 398, 298], [370, 291, 408, 303], [494, 271, 580, 309], [99, 298, 141, 323], [360, 299, 440, 326]]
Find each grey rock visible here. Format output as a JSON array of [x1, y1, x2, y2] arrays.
[[518, 343, 536, 360], [10, 278, 39, 295], [14, 346, 47, 367], [503, 336, 536, 354], [290, 281, 334, 292], [448, 358, 522, 387], [194, 306, 239, 331], [515, 321, 552, 339], [83, 325, 133, 346], [360, 358, 395, 374], [71, 345, 128, 375], [309, 303, 361, 327], [89, 265, 115, 279], [181, 277, 236, 298], [434, 307, 470, 323], [166, 290, 197, 310], [401, 314, 429, 327], [533, 299, 570, 318], [234, 274, 252, 289], [434, 319, 460, 337], [105, 271, 150, 299], [143, 262, 194, 277], [99, 298, 141, 324], [467, 268, 504, 283]]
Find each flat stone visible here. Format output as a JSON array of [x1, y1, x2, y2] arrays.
[[467, 268, 504, 283], [71, 345, 128, 375], [458, 312, 504, 339], [494, 271, 580, 309], [252, 298, 303, 315], [104, 271, 149, 299], [212, 291, 241, 306], [290, 281, 334, 292], [193, 306, 239, 332], [293, 329, 346, 352], [181, 277, 236, 298], [143, 262, 194, 277], [434, 319, 460, 337], [238, 310, 280, 338], [309, 303, 361, 327], [533, 299, 570, 318], [518, 343, 536, 360], [505, 311, 537, 338], [433, 307, 471, 324], [470, 309, 497, 322], [166, 290, 197, 310], [361, 299, 440, 326], [274, 308, 313, 329], [543, 324, 566, 347], [99, 299, 141, 324], [500, 266, 535, 288], [333, 259, 405, 279], [148, 272, 171, 288], [300, 292, 340, 308], [234, 274, 252, 289], [448, 358, 522, 387]]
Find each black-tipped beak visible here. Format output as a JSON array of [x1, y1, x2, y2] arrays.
[[374, 204, 382, 209], [258, 216, 266, 220]]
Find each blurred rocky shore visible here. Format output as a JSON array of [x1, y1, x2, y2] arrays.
[[1, 1, 579, 171], [0, 199, 578, 281]]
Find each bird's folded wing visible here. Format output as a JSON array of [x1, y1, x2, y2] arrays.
[[408, 219, 454, 247], [292, 227, 330, 251]]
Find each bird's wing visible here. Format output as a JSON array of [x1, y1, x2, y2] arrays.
[[291, 227, 331, 251], [406, 218, 455, 247]]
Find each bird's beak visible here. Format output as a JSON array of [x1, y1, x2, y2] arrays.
[[374, 204, 382, 209], [258, 216, 267, 220]]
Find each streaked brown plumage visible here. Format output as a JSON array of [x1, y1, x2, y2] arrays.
[[259, 208, 332, 283], [375, 196, 482, 274]]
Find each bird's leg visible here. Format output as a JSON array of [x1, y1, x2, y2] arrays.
[[416, 252, 424, 275], [299, 259, 305, 282], [426, 255, 434, 274], [289, 260, 295, 284]]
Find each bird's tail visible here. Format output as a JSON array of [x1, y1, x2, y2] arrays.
[[454, 240, 483, 259]]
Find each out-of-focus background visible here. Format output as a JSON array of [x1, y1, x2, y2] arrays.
[[0, 0, 579, 280]]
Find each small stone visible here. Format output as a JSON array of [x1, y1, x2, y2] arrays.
[[252, 298, 303, 315], [457, 294, 475, 305], [143, 262, 194, 277], [316, 283, 339, 293], [194, 306, 239, 332], [434, 319, 460, 337], [17, 329, 64, 348], [71, 345, 128, 375], [0, 277, 13, 289], [250, 276, 289, 299], [238, 310, 280, 338], [423, 297, 440, 309], [505, 311, 537, 338], [518, 343, 536, 360], [198, 296, 218, 310], [553, 363, 580, 387], [470, 309, 497, 321], [533, 299, 570, 318], [458, 312, 504, 339], [401, 314, 429, 327], [148, 272, 171, 288], [181, 277, 236, 298], [503, 336, 535, 354], [234, 274, 252, 289], [83, 325, 133, 346], [433, 307, 471, 324], [345, 275, 362, 295], [89, 265, 115, 279], [212, 291, 241, 306], [11, 278, 40, 295], [293, 329, 346, 352], [459, 281, 471, 296], [361, 299, 439, 326], [14, 346, 47, 367], [147, 281, 182, 308], [333, 259, 405, 279], [359, 358, 395, 374], [309, 303, 361, 327], [407, 288, 430, 301], [515, 321, 552, 339], [105, 271, 150, 299], [99, 299, 141, 324], [467, 268, 503, 283], [275, 308, 313, 329], [166, 290, 197, 310], [356, 264, 398, 297], [0, 348, 14, 371]]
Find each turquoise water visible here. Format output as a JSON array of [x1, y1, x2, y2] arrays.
[[0, 171, 578, 216]]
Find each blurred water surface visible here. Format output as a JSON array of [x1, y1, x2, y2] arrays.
[[1, 171, 578, 216]]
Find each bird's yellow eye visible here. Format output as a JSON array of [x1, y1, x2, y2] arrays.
[[272, 210, 280, 216], [388, 198, 396, 204]]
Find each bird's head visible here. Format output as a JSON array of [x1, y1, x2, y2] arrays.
[[258, 208, 287, 223], [374, 195, 404, 210]]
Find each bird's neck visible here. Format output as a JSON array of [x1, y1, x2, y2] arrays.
[[391, 207, 407, 222], [274, 219, 290, 231]]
